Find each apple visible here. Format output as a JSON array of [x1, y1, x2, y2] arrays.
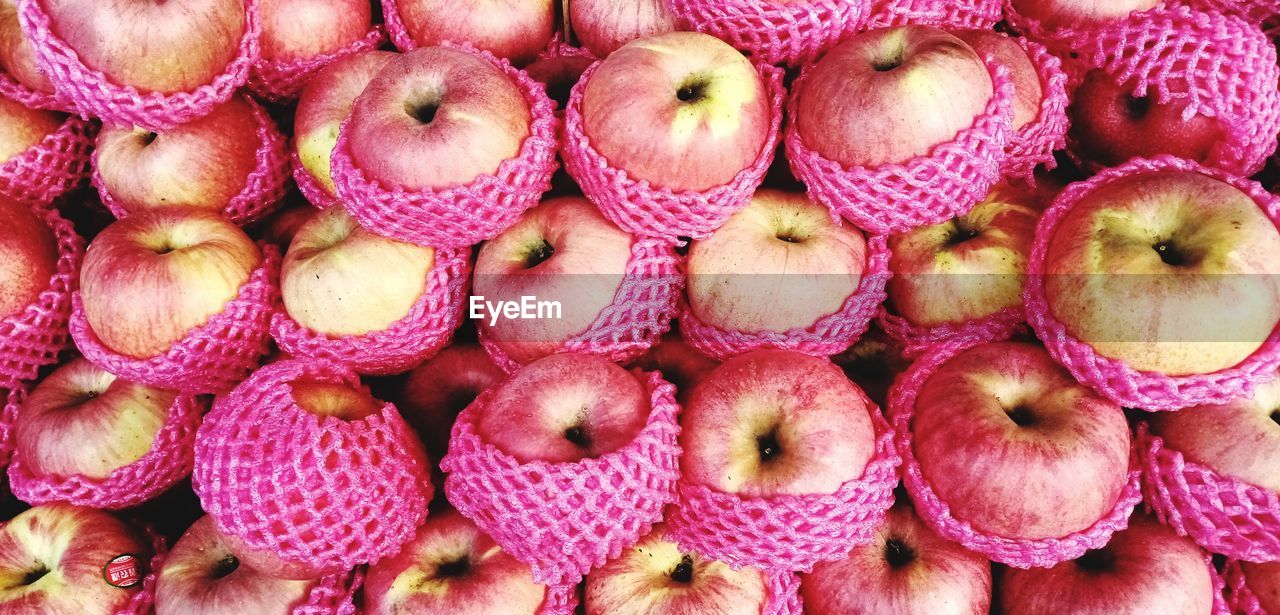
[[685, 188, 867, 334], [680, 348, 876, 496], [392, 0, 555, 66], [584, 524, 767, 615], [952, 30, 1041, 130], [793, 26, 993, 168], [1008, 0, 1159, 29], [0, 0, 53, 93], [155, 516, 317, 615], [628, 332, 719, 405], [254, 194, 317, 250], [41, 0, 246, 93], [473, 196, 633, 365], [580, 31, 772, 192], [0, 197, 57, 321], [1240, 560, 1280, 614], [258, 0, 371, 63], [800, 502, 992, 615], [0, 93, 63, 164], [80, 210, 263, 359], [0, 503, 152, 614], [1042, 170, 1280, 375], [831, 325, 910, 409], [997, 514, 1214, 614], [346, 46, 532, 191], [394, 342, 506, 461], [911, 341, 1131, 539], [569, 0, 677, 58], [475, 353, 650, 464], [364, 508, 545, 615], [524, 53, 593, 112]]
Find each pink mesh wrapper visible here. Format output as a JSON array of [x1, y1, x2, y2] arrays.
[[0, 70, 71, 112], [876, 305, 1025, 359], [331, 42, 558, 249], [271, 247, 470, 375], [18, 0, 259, 132], [0, 205, 81, 389], [536, 583, 580, 615], [889, 334, 1145, 569], [785, 57, 1014, 235], [865, 0, 1002, 29], [0, 115, 93, 207], [679, 234, 889, 361], [478, 238, 683, 374], [69, 247, 280, 395], [1003, 36, 1069, 183], [764, 571, 803, 615], [0, 385, 25, 469], [92, 95, 289, 227], [1024, 156, 1280, 412], [8, 392, 204, 509], [1182, 0, 1280, 34], [666, 398, 900, 574], [292, 150, 336, 210], [114, 525, 168, 615], [441, 371, 681, 586], [1001, 0, 1131, 60], [193, 359, 433, 574], [536, 35, 597, 63], [665, 0, 869, 67], [561, 61, 784, 241], [380, 0, 415, 51], [294, 569, 363, 615], [1224, 559, 1269, 615], [249, 26, 386, 104], [1138, 424, 1280, 563]]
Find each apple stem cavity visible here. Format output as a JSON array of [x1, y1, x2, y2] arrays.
[[435, 555, 470, 579], [563, 424, 591, 449], [676, 80, 708, 104], [1125, 94, 1151, 119], [523, 239, 555, 269], [405, 100, 440, 125], [756, 430, 782, 462], [1152, 241, 1191, 267], [946, 222, 980, 245], [1271, 410, 1279, 426], [883, 537, 916, 568], [210, 555, 239, 580], [19, 566, 48, 586], [1005, 405, 1037, 428], [669, 555, 694, 583], [140, 131, 158, 146], [1075, 548, 1116, 573]]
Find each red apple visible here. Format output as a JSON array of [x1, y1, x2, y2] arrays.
[[1240, 560, 1280, 614], [0, 197, 57, 321], [0, 93, 62, 164], [254, 194, 317, 250], [258, 0, 371, 63], [0, 0, 53, 93], [831, 325, 910, 409], [952, 30, 1041, 130], [392, 0, 555, 66], [1009, 0, 1159, 29], [569, 0, 677, 58], [524, 53, 593, 111], [628, 332, 719, 405], [395, 342, 506, 460]]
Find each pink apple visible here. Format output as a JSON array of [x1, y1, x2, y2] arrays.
[[1240, 560, 1280, 614], [1043, 170, 1280, 375], [80, 210, 262, 359], [0, 197, 57, 321], [831, 325, 910, 409], [1009, 0, 1159, 29], [294, 50, 396, 198], [952, 30, 1041, 130], [629, 332, 719, 405], [580, 31, 772, 192], [392, 0, 555, 66], [0, 0, 53, 93], [793, 26, 993, 167], [680, 349, 876, 496], [524, 53, 593, 111], [258, 0, 371, 63], [395, 342, 506, 460], [569, 0, 677, 58], [0, 93, 62, 164]]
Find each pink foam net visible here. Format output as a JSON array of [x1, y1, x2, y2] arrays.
[[876, 305, 1025, 359], [294, 568, 364, 615], [249, 26, 387, 104], [18, 0, 259, 132], [69, 246, 280, 395], [0, 114, 93, 207], [865, 0, 1002, 29], [1224, 559, 1269, 615], [785, 57, 1014, 236], [1001, 0, 1139, 60], [0, 384, 25, 469], [1137, 424, 1280, 563], [888, 334, 1145, 569], [441, 370, 681, 586], [536, 35, 597, 64], [331, 42, 558, 249], [561, 61, 784, 242], [679, 234, 889, 361], [271, 246, 470, 376], [1182, 0, 1280, 34], [0, 204, 82, 389], [1024, 156, 1280, 412], [379, 0, 416, 51], [193, 359, 434, 574], [537, 583, 580, 615], [114, 524, 168, 615], [765, 571, 804, 615], [0, 69, 71, 112], [1003, 36, 1069, 183], [292, 150, 336, 210], [665, 0, 869, 67]]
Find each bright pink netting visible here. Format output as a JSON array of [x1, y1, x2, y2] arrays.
[[536, 35, 597, 63], [0, 70, 71, 112], [679, 234, 889, 361], [0, 204, 81, 389], [271, 247, 470, 376], [294, 569, 363, 615], [0, 384, 25, 469], [888, 334, 1145, 569], [1003, 36, 1069, 183], [193, 359, 433, 575], [69, 247, 279, 395], [0, 114, 93, 207], [865, 0, 1001, 29], [1223, 559, 1269, 614], [1181, 0, 1280, 34], [561, 61, 784, 242], [876, 305, 1025, 359], [379, 0, 415, 51], [18, 0, 259, 132], [765, 571, 804, 615], [113, 524, 168, 615], [665, 0, 869, 67], [441, 371, 681, 586], [249, 26, 386, 104], [537, 583, 580, 615], [1024, 156, 1280, 412], [292, 150, 335, 209], [1001, 0, 1152, 61], [785, 57, 1014, 235]]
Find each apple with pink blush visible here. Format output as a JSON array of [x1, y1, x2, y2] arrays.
[[0, 197, 58, 322], [1239, 560, 1280, 614], [0, 0, 53, 94], [257, 0, 371, 63], [0, 94, 63, 165], [952, 30, 1041, 131], [394, 342, 506, 460], [629, 332, 719, 405], [569, 0, 677, 58], [1009, 0, 1158, 29], [391, 0, 555, 66]]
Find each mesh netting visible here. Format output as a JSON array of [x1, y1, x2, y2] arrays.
[[666, 0, 869, 67], [0, 204, 81, 389], [248, 26, 386, 104]]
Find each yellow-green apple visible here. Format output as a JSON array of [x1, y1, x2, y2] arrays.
[[155, 516, 317, 615], [887, 184, 1038, 327], [0, 0, 53, 93], [80, 210, 262, 359], [364, 509, 545, 615], [294, 50, 396, 198], [629, 332, 719, 405], [832, 325, 909, 408], [346, 46, 531, 191], [686, 189, 867, 334], [1240, 561, 1280, 614], [1042, 170, 1280, 375], [392, 0, 554, 66], [952, 30, 1041, 131], [394, 342, 505, 460], [524, 53, 593, 111], [0, 503, 152, 614], [0, 94, 63, 164], [569, 0, 677, 58], [475, 353, 650, 464], [258, 0, 371, 63], [584, 524, 767, 615], [0, 197, 57, 321], [281, 206, 436, 336], [800, 502, 992, 615], [473, 196, 633, 365], [580, 31, 772, 192], [680, 349, 877, 496], [997, 514, 1214, 615], [1009, 0, 1158, 28], [793, 26, 992, 167], [41, 0, 246, 93], [912, 341, 1131, 539]]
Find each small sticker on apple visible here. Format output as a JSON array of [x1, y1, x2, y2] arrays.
[[102, 554, 141, 588]]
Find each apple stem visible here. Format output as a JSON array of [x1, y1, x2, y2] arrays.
[[669, 555, 694, 583]]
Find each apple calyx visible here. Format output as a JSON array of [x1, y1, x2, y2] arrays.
[[756, 428, 782, 463], [1074, 547, 1116, 573], [434, 555, 470, 579], [669, 554, 694, 584], [1271, 409, 1279, 425], [1152, 241, 1195, 267], [210, 554, 240, 579], [945, 220, 981, 246], [675, 79, 708, 104], [18, 566, 49, 588], [882, 537, 916, 568], [1004, 404, 1037, 428], [563, 422, 592, 450], [405, 98, 440, 125], [522, 238, 555, 269], [137, 130, 159, 147]]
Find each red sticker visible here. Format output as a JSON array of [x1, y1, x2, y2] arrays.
[[102, 554, 140, 588]]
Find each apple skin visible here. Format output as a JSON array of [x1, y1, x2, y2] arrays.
[[584, 524, 767, 615], [569, 0, 677, 58], [347, 46, 532, 191], [394, 0, 555, 66], [686, 188, 867, 334], [0, 94, 63, 164], [155, 516, 316, 615], [581, 31, 772, 192], [0, 197, 58, 321], [1240, 560, 1280, 614], [952, 30, 1041, 130], [258, 0, 371, 62], [832, 325, 910, 409], [794, 26, 993, 168], [0, 503, 152, 615], [255, 195, 317, 250], [475, 353, 650, 464], [1043, 170, 1280, 376], [629, 332, 719, 406], [364, 509, 546, 615], [524, 53, 593, 112], [680, 349, 877, 497], [295, 50, 396, 197], [473, 196, 634, 365], [997, 514, 1214, 615], [0, 0, 53, 93], [395, 342, 506, 461], [41, 0, 245, 93], [801, 503, 992, 615], [80, 210, 262, 360], [1009, 0, 1159, 28]]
